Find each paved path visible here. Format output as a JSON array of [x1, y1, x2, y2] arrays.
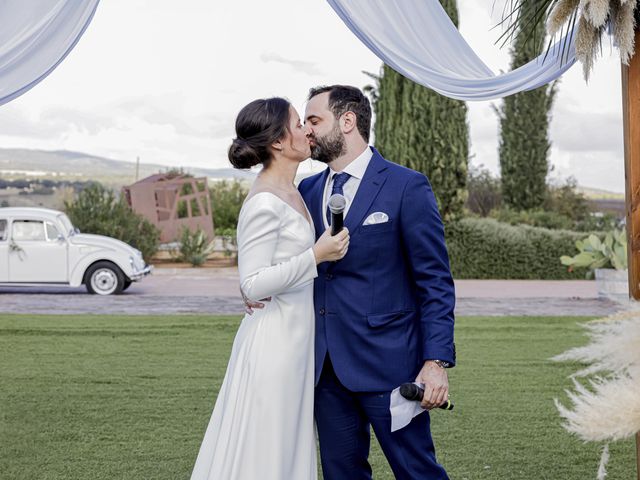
[[0, 268, 629, 317]]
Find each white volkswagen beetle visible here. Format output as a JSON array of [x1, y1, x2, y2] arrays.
[[0, 207, 152, 295]]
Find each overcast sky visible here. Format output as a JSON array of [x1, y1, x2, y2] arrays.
[[0, 0, 625, 192]]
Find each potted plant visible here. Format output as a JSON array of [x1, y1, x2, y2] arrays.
[[560, 230, 628, 301]]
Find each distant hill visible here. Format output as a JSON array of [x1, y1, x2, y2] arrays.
[[0, 148, 256, 185], [576, 185, 624, 200], [4, 148, 620, 199]]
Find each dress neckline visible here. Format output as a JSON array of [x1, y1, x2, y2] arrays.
[[245, 191, 314, 231]]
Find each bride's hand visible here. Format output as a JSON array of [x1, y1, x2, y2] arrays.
[[240, 286, 270, 315], [312, 227, 350, 264]]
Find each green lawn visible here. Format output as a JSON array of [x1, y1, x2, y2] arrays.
[[0, 314, 636, 479]]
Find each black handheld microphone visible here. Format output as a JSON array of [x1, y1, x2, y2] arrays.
[[328, 193, 346, 236], [399, 383, 454, 411]]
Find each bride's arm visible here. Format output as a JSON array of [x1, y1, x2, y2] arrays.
[[238, 199, 317, 301]]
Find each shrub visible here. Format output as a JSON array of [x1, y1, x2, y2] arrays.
[[216, 227, 238, 260], [543, 177, 591, 223], [64, 183, 160, 261], [489, 207, 574, 230], [445, 218, 597, 279], [466, 171, 601, 233], [466, 165, 502, 217], [175, 227, 215, 267], [573, 212, 621, 232]]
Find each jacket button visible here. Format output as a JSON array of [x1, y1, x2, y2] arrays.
[[325, 274, 333, 280], [319, 308, 326, 315]]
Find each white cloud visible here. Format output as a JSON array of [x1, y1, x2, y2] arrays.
[[260, 52, 324, 76]]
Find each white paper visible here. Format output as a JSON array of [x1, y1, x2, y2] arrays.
[[390, 382, 425, 432]]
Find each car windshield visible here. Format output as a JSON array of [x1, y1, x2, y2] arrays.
[[58, 213, 77, 236]]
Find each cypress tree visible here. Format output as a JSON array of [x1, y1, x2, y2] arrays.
[[370, 0, 469, 221], [498, 2, 556, 210]]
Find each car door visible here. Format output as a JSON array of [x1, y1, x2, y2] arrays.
[[8, 219, 68, 282], [0, 218, 8, 281]]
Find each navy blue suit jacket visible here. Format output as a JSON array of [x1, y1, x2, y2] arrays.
[[298, 147, 456, 392]]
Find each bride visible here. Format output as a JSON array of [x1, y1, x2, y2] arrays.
[[190, 97, 349, 479]]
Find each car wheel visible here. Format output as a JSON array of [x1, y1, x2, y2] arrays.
[[85, 261, 125, 295], [122, 279, 132, 291]]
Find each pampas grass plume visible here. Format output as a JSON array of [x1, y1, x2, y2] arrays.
[[547, 0, 581, 35], [552, 312, 640, 376], [581, 0, 611, 26], [546, 0, 640, 78], [554, 312, 640, 444], [611, 0, 637, 64], [555, 373, 640, 441]]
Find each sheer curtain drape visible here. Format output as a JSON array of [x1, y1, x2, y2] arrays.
[[327, 0, 577, 101], [0, 0, 99, 106]]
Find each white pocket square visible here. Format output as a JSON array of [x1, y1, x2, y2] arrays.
[[363, 212, 389, 225]]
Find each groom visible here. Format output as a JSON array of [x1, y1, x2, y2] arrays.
[[248, 85, 456, 479]]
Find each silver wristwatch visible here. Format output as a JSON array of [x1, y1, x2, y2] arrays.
[[431, 359, 451, 369]]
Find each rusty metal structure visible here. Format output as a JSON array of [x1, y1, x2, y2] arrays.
[[123, 173, 214, 243]]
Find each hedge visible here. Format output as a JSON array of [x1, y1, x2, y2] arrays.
[[444, 218, 594, 280]]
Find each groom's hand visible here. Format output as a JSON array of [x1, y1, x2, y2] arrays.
[[415, 361, 449, 410], [240, 287, 270, 315]]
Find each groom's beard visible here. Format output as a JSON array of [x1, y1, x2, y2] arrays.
[[309, 125, 346, 164]]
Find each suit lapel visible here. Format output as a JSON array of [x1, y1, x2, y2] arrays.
[[306, 168, 330, 239], [345, 149, 388, 233]]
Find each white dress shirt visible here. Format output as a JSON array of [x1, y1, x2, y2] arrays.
[[322, 146, 373, 229]]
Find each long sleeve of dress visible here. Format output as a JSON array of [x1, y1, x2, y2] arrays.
[[237, 194, 318, 301]]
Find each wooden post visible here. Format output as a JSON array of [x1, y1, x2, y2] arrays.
[[622, 28, 640, 300], [622, 26, 640, 480]]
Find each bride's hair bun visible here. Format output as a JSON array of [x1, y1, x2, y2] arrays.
[[227, 97, 291, 170], [228, 138, 261, 169]]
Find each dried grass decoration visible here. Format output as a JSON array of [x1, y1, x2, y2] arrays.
[[553, 310, 640, 479], [500, 1, 639, 80], [549, 0, 638, 78]]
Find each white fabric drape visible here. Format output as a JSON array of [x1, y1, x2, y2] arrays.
[[0, 0, 99, 107], [327, 0, 577, 101]]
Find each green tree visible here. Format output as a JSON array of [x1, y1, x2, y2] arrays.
[[544, 177, 590, 223], [497, 1, 557, 210], [64, 183, 160, 261], [209, 180, 249, 231], [466, 165, 502, 217], [369, 0, 469, 220]]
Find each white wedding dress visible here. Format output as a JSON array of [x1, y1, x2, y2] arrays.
[[190, 192, 318, 480]]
